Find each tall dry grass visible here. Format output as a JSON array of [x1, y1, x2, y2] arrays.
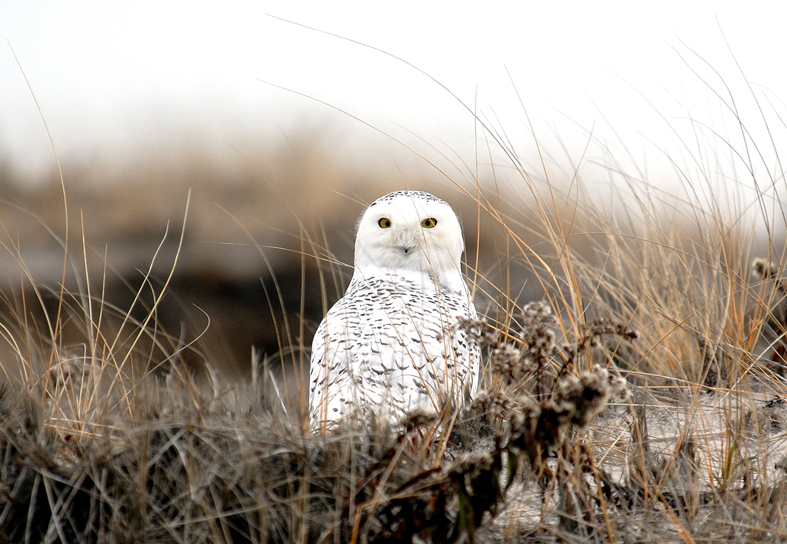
[[1, 48, 787, 543]]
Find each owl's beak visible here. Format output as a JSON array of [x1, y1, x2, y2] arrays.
[[396, 228, 417, 255]]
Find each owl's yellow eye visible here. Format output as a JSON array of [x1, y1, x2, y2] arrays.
[[378, 218, 391, 228], [421, 218, 437, 228]]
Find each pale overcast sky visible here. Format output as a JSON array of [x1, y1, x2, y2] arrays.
[[1, 1, 785, 183]]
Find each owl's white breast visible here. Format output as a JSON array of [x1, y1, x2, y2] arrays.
[[309, 191, 479, 429]]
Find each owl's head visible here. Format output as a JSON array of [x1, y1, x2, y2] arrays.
[[354, 191, 466, 287]]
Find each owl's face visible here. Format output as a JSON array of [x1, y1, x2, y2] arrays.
[[354, 191, 465, 284]]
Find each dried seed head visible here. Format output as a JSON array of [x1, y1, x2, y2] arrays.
[[506, 400, 540, 436], [533, 399, 575, 448], [449, 451, 494, 480], [491, 342, 520, 363], [454, 317, 486, 342], [522, 300, 557, 327], [753, 258, 778, 280], [530, 329, 557, 358], [398, 409, 438, 432], [489, 341, 526, 385], [752, 258, 786, 292], [554, 365, 627, 427], [606, 372, 630, 401], [520, 302, 558, 356], [468, 389, 513, 420], [586, 318, 640, 344]]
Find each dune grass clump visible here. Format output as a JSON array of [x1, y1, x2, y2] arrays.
[[0, 285, 638, 543]]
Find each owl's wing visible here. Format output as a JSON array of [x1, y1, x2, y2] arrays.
[[309, 293, 365, 424]]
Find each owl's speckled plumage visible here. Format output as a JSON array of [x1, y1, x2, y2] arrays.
[[309, 191, 480, 429]]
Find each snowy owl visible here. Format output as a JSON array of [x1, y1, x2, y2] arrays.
[[309, 190, 480, 429]]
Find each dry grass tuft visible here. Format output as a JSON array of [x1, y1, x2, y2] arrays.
[[0, 295, 638, 543]]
